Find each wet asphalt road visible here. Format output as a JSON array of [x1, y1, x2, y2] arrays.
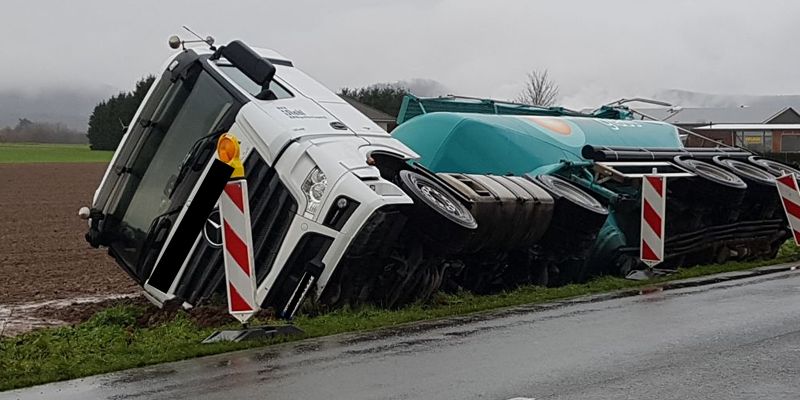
[[5, 271, 800, 400]]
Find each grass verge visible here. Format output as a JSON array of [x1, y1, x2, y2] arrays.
[[0, 143, 113, 163], [2, 243, 799, 391]]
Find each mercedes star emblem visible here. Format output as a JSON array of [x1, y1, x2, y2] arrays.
[[203, 209, 223, 248]]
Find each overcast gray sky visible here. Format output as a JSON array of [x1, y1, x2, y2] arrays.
[[4, 0, 799, 107]]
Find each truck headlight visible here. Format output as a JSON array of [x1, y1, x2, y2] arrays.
[[301, 167, 327, 218]]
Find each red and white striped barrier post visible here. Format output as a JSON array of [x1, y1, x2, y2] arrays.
[[776, 173, 800, 245], [217, 134, 258, 324], [640, 174, 666, 267]]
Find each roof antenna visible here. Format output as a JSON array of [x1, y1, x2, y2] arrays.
[[168, 26, 216, 51]]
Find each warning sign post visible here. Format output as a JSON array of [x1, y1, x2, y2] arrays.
[[640, 174, 666, 268], [776, 173, 800, 245], [203, 133, 304, 343], [220, 179, 258, 323]]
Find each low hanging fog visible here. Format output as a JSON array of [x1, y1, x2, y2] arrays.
[[2, 0, 799, 131]]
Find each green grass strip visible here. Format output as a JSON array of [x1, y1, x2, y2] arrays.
[[2, 243, 798, 391], [0, 143, 113, 164]]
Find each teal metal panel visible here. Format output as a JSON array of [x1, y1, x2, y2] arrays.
[[396, 95, 570, 124], [392, 112, 682, 174]]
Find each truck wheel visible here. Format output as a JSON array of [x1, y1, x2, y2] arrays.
[[748, 156, 800, 177], [399, 170, 476, 255], [529, 174, 608, 282], [673, 157, 747, 189], [532, 174, 607, 235], [714, 158, 775, 186], [399, 170, 477, 230], [534, 174, 606, 215]]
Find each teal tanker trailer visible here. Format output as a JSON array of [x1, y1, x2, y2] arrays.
[[388, 95, 792, 294]]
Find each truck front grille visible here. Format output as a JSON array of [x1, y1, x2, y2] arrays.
[[174, 150, 298, 305]]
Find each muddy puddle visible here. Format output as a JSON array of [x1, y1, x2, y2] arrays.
[[0, 293, 143, 336]]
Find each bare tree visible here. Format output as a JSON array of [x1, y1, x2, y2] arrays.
[[515, 69, 559, 107]]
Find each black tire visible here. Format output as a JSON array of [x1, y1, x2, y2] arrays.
[[713, 157, 775, 186], [528, 175, 608, 282], [533, 174, 608, 215], [715, 157, 781, 220], [398, 170, 477, 255], [530, 174, 608, 233], [748, 156, 800, 178], [399, 170, 477, 230], [673, 156, 747, 189]]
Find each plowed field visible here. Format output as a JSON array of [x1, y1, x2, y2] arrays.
[[0, 163, 137, 306]]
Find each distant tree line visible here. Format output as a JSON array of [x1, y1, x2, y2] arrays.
[[0, 118, 86, 144], [86, 76, 155, 150], [339, 84, 410, 117], [338, 69, 559, 119]]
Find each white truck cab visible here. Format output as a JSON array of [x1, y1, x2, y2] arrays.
[[86, 40, 454, 317]]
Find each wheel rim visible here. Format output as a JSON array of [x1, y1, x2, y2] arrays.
[[400, 170, 477, 229], [675, 157, 747, 189], [749, 156, 800, 177], [533, 174, 608, 215], [418, 181, 463, 217], [716, 158, 775, 186]]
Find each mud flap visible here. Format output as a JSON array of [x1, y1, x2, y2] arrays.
[[261, 233, 333, 319]]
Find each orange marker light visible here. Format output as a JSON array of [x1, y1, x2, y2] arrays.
[[217, 136, 238, 163], [216, 133, 245, 178]]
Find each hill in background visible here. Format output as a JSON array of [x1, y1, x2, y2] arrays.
[[0, 85, 116, 133], [653, 89, 800, 110]]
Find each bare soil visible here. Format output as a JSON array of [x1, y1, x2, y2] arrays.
[[0, 163, 138, 305], [0, 163, 242, 335]]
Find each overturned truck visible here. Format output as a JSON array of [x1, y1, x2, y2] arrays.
[[83, 40, 794, 318]]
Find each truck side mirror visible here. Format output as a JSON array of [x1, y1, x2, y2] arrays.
[[213, 40, 276, 92]]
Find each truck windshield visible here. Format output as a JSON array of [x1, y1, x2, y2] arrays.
[[108, 69, 236, 269]]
